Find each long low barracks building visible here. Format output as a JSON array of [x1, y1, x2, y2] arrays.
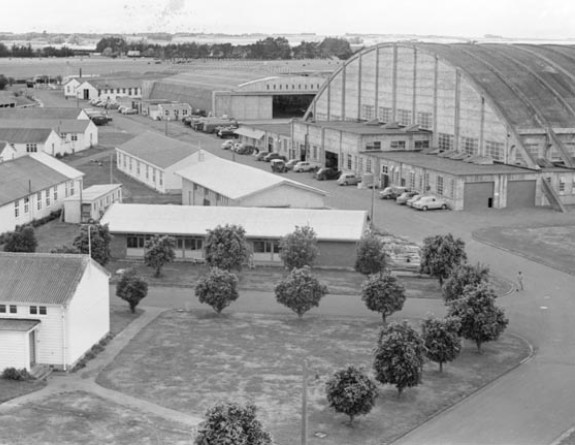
[[100, 203, 368, 268]]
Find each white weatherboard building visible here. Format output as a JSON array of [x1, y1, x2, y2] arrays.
[[0, 253, 110, 372], [116, 132, 215, 193], [0, 153, 84, 234], [0, 128, 61, 159], [177, 156, 327, 208], [63, 184, 123, 223], [101, 203, 367, 268]]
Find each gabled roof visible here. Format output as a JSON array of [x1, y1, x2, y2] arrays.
[[0, 154, 84, 206], [116, 132, 207, 168], [0, 127, 54, 144], [82, 78, 142, 89], [0, 253, 108, 305], [64, 184, 122, 202], [0, 107, 86, 120], [0, 119, 91, 133], [101, 203, 367, 242], [176, 157, 326, 200]]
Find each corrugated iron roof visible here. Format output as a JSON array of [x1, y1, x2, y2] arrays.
[[63, 184, 121, 202], [176, 156, 326, 200], [0, 154, 83, 206], [0, 107, 85, 120], [0, 318, 40, 332], [101, 203, 367, 242], [116, 132, 206, 168], [0, 127, 54, 143], [0, 253, 90, 305], [0, 119, 91, 133]]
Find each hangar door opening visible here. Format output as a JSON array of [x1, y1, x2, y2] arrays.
[[506, 180, 536, 209], [273, 95, 315, 119], [463, 182, 494, 210]]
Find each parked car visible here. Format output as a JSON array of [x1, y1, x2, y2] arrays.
[[293, 161, 319, 172], [270, 159, 288, 173], [379, 186, 408, 200], [337, 171, 361, 186], [236, 144, 257, 155], [121, 108, 137, 115], [285, 159, 300, 170], [256, 151, 269, 161], [406, 194, 424, 208], [263, 152, 286, 162], [315, 167, 341, 181], [90, 115, 111, 126], [412, 196, 449, 211], [221, 140, 235, 150], [396, 191, 420, 205], [217, 128, 238, 139]]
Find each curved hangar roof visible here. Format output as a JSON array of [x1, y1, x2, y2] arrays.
[[311, 43, 575, 130]]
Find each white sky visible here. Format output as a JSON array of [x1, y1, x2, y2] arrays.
[[1, 0, 574, 40]]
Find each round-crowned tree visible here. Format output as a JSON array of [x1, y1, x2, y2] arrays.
[[326, 365, 378, 425], [421, 315, 462, 372], [3, 226, 37, 253], [448, 283, 509, 353], [279, 225, 319, 270], [373, 321, 425, 397], [354, 232, 388, 276], [361, 274, 406, 324], [419, 234, 467, 285], [116, 269, 148, 313], [442, 263, 490, 304], [274, 266, 328, 318], [204, 224, 250, 271], [144, 234, 176, 277], [195, 267, 239, 314], [72, 223, 112, 266], [194, 402, 272, 445]]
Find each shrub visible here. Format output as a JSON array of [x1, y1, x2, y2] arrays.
[[2, 367, 31, 381]]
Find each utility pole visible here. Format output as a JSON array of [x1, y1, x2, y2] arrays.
[[301, 359, 308, 445], [165, 118, 168, 136], [110, 153, 113, 184], [370, 175, 376, 226]]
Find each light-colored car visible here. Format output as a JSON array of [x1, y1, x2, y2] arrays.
[[412, 196, 449, 211], [406, 195, 424, 207], [285, 159, 300, 170], [396, 191, 420, 205], [337, 171, 361, 186], [221, 140, 234, 150], [293, 161, 319, 172], [121, 108, 137, 115]]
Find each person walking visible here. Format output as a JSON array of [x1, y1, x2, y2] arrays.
[[516, 271, 524, 292]]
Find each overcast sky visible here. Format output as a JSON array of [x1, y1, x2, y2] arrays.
[[2, 0, 574, 39]]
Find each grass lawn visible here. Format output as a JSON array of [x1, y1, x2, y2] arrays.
[[0, 391, 193, 445], [474, 225, 575, 275], [97, 310, 530, 445]]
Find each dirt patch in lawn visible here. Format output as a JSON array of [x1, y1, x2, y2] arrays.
[[474, 225, 575, 276], [97, 310, 530, 445], [0, 391, 192, 445]]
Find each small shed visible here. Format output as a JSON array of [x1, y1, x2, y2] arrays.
[[64, 184, 122, 223]]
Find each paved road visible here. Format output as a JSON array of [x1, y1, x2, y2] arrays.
[[36, 89, 575, 444]]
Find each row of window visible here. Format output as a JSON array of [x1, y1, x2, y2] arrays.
[[0, 305, 47, 315], [119, 154, 164, 186], [97, 87, 140, 96], [14, 185, 65, 218], [266, 83, 320, 91]]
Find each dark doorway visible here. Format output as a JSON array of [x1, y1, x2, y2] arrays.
[[325, 151, 338, 169], [272, 95, 315, 119], [83, 89, 90, 100]]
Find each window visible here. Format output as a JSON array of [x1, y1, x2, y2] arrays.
[[53, 187, 58, 202], [416, 112, 432, 129], [437, 175, 444, 195], [177, 237, 203, 251], [365, 141, 381, 151], [381, 165, 389, 174], [378, 107, 392, 122], [390, 140, 406, 149], [485, 140, 504, 161], [0, 304, 5, 313], [152, 169, 156, 183], [69, 181, 75, 196], [14, 200, 19, 218], [24, 197, 29, 213], [366, 159, 372, 173], [461, 137, 478, 155], [438, 133, 454, 151], [362, 105, 374, 120], [559, 179, 566, 193], [37, 192, 42, 210], [415, 140, 429, 149], [61, 132, 68, 139], [26, 143, 38, 153], [347, 154, 352, 170], [123, 154, 127, 168], [397, 109, 412, 126], [137, 162, 141, 175], [122, 88, 126, 94], [410, 171, 416, 190], [46, 190, 50, 207], [9, 305, 17, 314], [128, 88, 132, 95], [71, 135, 78, 141], [30, 306, 37, 315], [39, 306, 47, 315], [145, 165, 149, 179], [127, 235, 147, 249], [253, 240, 280, 254], [129, 158, 133, 171]]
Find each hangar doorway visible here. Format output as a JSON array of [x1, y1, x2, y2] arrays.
[[272, 95, 315, 119], [507, 180, 536, 209], [325, 151, 338, 169], [464, 182, 494, 210]]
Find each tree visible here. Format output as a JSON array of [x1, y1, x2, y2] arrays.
[[195, 267, 239, 314], [274, 266, 328, 318], [442, 263, 490, 304], [421, 316, 462, 372], [361, 274, 406, 324], [204, 224, 250, 271], [419, 234, 467, 285], [354, 233, 388, 276], [72, 223, 112, 266], [448, 283, 509, 353], [325, 366, 378, 425], [116, 270, 148, 313], [373, 321, 425, 397], [144, 235, 176, 277], [3, 226, 37, 253], [194, 402, 272, 445], [279, 225, 319, 270], [318, 37, 353, 60], [0, 74, 8, 90]]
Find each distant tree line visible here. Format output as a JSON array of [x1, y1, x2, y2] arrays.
[[0, 42, 75, 58], [95, 36, 355, 60]]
